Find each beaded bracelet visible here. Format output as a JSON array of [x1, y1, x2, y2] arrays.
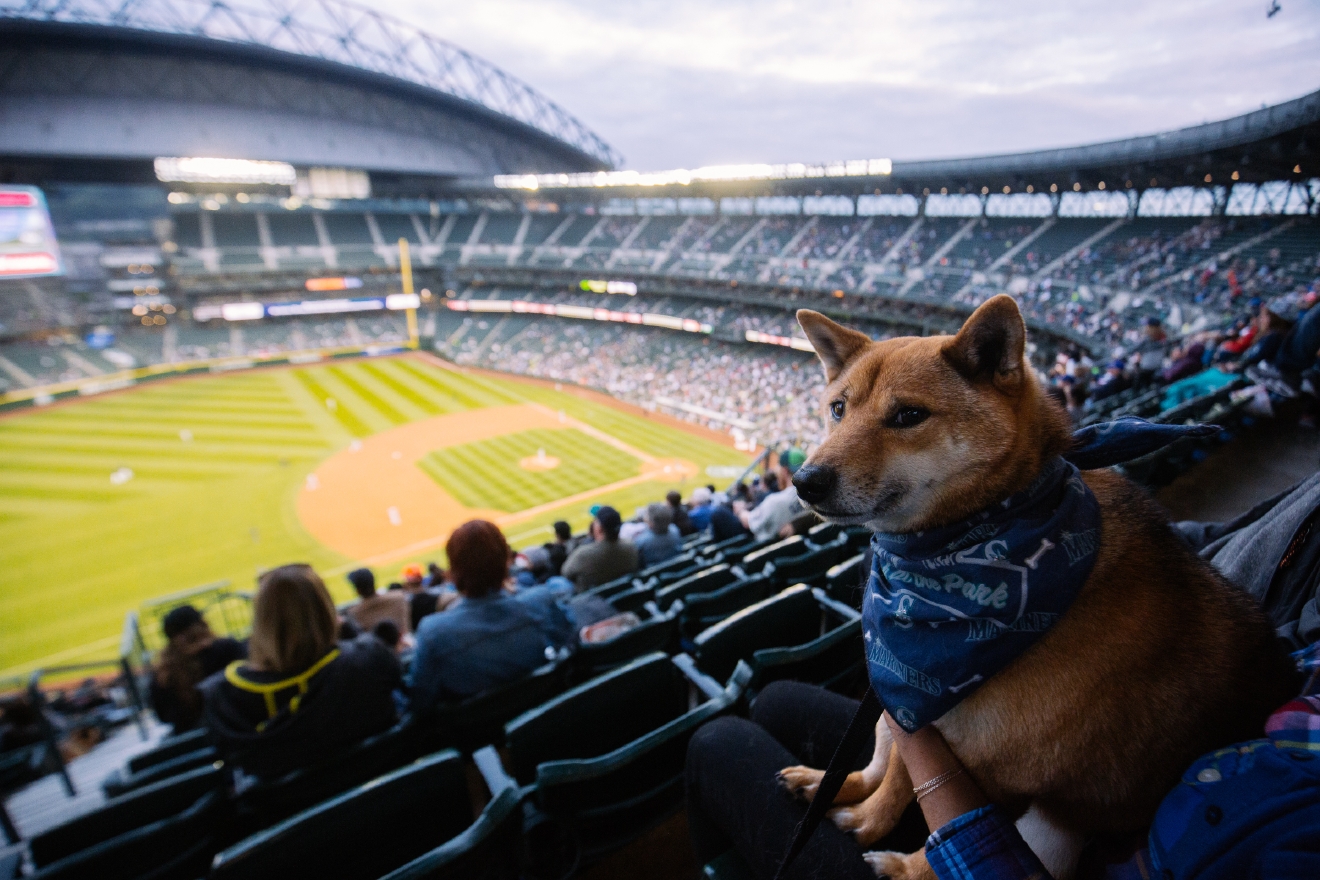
[[913, 768, 963, 801]]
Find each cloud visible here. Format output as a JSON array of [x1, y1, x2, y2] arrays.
[[377, 0, 1320, 168]]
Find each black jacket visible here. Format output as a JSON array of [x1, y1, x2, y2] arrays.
[[199, 635, 401, 779]]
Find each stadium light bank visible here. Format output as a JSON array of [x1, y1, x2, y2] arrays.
[[493, 159, 893, 190]]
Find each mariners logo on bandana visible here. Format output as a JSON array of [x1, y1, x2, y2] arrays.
[[863, 418, 1218, 732]]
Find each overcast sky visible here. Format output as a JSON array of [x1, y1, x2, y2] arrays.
[[378, 0, 1320, 169]]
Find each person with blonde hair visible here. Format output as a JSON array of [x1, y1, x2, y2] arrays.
[[200, 563, 401, 778]]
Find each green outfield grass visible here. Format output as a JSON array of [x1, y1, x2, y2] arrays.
[[0, 356, 749, 678]]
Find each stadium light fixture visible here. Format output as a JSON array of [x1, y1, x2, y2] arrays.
[[493, 159, 892, 190], [155, 157, 298, 186]]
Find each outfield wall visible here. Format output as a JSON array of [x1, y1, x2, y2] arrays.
[[0, 341, 416, 413]]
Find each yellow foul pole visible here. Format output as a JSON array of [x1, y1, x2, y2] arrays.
[[398, 237, 418, 349]]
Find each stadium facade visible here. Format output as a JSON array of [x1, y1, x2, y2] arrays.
[[0, 1, 1317, 404]]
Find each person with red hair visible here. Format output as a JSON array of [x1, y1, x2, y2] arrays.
[[408, 520, 574, 712]]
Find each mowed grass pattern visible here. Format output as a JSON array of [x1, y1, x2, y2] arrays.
[[0, 355, 748, 676], [419, 428, 640, 512]]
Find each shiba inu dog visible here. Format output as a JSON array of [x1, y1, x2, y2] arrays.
[[776, 295, 1297, 879]]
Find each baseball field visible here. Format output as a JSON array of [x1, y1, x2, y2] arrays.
[[0, 354, 750, 678]]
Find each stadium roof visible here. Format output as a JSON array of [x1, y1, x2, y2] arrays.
[[0, 0, 621, 171], [473, 87, 1320, 200]]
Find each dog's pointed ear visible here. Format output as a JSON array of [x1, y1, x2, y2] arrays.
[[942, 295, 1026, 387], [797, 310, 871, 382]]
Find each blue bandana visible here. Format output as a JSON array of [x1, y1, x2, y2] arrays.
[[864, 418, 1218, 731]]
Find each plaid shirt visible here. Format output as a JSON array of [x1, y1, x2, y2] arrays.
[[926, 643, 1320, 880]]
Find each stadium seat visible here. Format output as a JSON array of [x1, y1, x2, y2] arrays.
[[103, 745, 219, 798], [211, 747, 519, 880], [806, 521, 843, 545], [677, 573, 774, 641], [692, 586, 863, 695], [738, 535, 806, 574], [606, 584, 655, 614], [504, 652, 734, 867], [29, 763, 225, 870], [704, 534, 755, 559], [427, 659, 570, 753], [570, 611, 677, 682], [825, 553, 868, 609], [30, 787, 225, 880], [125, 729, 209, 776], [653, 563, 739, 611], [705, 535, 763, 565], [636, 551, 696, 581], [377, 749, 522, 880], [581, 573, 639, 602], [234, 718, 422, 831], [767, 541, 851, 590]]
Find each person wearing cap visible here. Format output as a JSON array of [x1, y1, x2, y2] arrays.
[[744, 448, 806, 542], [346, 568, 412, 643], [561, 505, 640, 592], [398, 563, 454, 629], [149, 604, 245, 734]]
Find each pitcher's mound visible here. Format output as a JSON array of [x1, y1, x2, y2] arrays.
[[519, 453, 561, 472]]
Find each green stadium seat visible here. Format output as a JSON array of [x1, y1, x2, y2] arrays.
[[427, 660, 569, 753], [582, 573, 640, 602], [378, 749, 522, 880], [234, 718, 422, 831], [606, 584, 655, 615], [767, 537, 852, 590], [705, 535, 763, 565], [806, 521, 843, 545], [126, 729, 209, 775], [636, 551, 696, 581], [692, 586, 863, 695], [103, 746, 219, 798], [30, 788, 225, 880], [504, 652, 734, 867], [654, 564, 739, 611], [212, 747, 519, 880], [825, 553, 868, 609], [738, 535, 806, 574], [29, 764, 225, 870], [570, 612, 677, 683], [677, 574, 773, 641], [704, 534, 755, 558]]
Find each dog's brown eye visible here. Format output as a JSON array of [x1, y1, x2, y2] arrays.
[[830, 400, 845, 421], [889, 407, 929, 428]]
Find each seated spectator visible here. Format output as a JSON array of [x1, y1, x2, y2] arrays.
[[688, 486, 715, 532], [200, 564, 400, 779], [150, 604, 246, 735], [372, 620, 402, 653], [423, 562, 446, 588], [711, 495, 751, 542], [562, 506, 640, 591], [345, 568, 411, 641], [668, 490, 696, 536], [544, 520, 574, 575], [1159, 341, 1206, 384], [400, 563, 450, 630], [636, 502, 684, 568], [1088, 359, 1130, 402], [410, 520, 574, 710], [744, 449, 806, 541]]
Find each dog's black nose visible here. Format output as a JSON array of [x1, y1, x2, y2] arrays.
[[792, 464, 837, 505]]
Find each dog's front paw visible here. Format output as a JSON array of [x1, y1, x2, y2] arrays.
[[828, 805, 892, 848], [862, 849, 934, 880], [776, 765, 824, 800]]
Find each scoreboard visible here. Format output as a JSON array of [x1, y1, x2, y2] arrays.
[[0, 187, 62, 278]]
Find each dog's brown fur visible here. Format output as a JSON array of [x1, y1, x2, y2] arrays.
[[778, 296, 1298, 879]]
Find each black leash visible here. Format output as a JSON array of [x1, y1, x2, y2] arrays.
[[772, 687, 884, 880]]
